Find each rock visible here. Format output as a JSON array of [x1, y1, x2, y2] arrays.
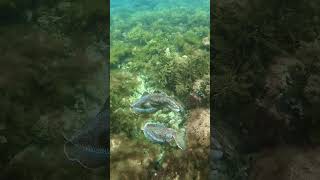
[[186, 108, 210, 149]]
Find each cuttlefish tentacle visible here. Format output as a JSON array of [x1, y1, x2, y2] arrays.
[[173, 131, 186, 150], [131, 94, 159, 113]]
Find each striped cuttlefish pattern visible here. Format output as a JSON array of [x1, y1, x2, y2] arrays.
[[64, 100, 109, 169]]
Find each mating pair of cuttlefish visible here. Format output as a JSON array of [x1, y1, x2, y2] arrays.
[[131, 91, 186, 150]]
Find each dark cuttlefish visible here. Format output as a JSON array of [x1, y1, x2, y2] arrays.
[[131, 91, 184, 114], [143, 122, 186, 150], [63, 98, 109, 169]]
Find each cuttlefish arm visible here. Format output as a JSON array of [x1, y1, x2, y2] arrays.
[[131, 95, 158, 113], [172, 130, 186, 150]]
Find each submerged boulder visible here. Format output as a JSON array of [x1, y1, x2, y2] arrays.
[[186, 108, 210, 149]]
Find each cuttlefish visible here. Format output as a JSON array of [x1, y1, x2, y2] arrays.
[[131, 91, 184, 114], [143, 122, 186, 150], [63, 99, 109, 169]]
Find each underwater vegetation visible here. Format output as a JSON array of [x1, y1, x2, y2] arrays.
[[0, 26, 106, 179], [214, 0, 320, 145], [110, 0, 209, 179], [110, 70, 141, 136], [111, 4, 210, 103], [110, 1, 210, 134], [0, 0, 108, 179], [213, 0, 320, 179]]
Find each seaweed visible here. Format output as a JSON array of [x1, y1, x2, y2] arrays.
[[213, 0, 320, 178], [0, 24, 104, 176], [111, 6, 209, 103]]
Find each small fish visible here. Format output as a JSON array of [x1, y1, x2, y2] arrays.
[[131, 91, 183, 114], [143, 122, 186, 150], [64, 99, 109, 169]]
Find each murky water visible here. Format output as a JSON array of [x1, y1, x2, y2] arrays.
[[0, 1, 108, 179]]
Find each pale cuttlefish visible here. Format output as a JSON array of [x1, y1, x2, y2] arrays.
[[131, 91, 184, 114], [143, 122, 186, 150], [63, 99, 109, 169]]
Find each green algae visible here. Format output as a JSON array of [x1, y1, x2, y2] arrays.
[[111, 6, 210, 100]]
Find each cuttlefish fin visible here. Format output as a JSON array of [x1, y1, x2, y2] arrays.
[[132, 107, 158, 113], [64, 140, 107, 170], [173, 131, 186, 150], [61, 114, 108, 169]]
